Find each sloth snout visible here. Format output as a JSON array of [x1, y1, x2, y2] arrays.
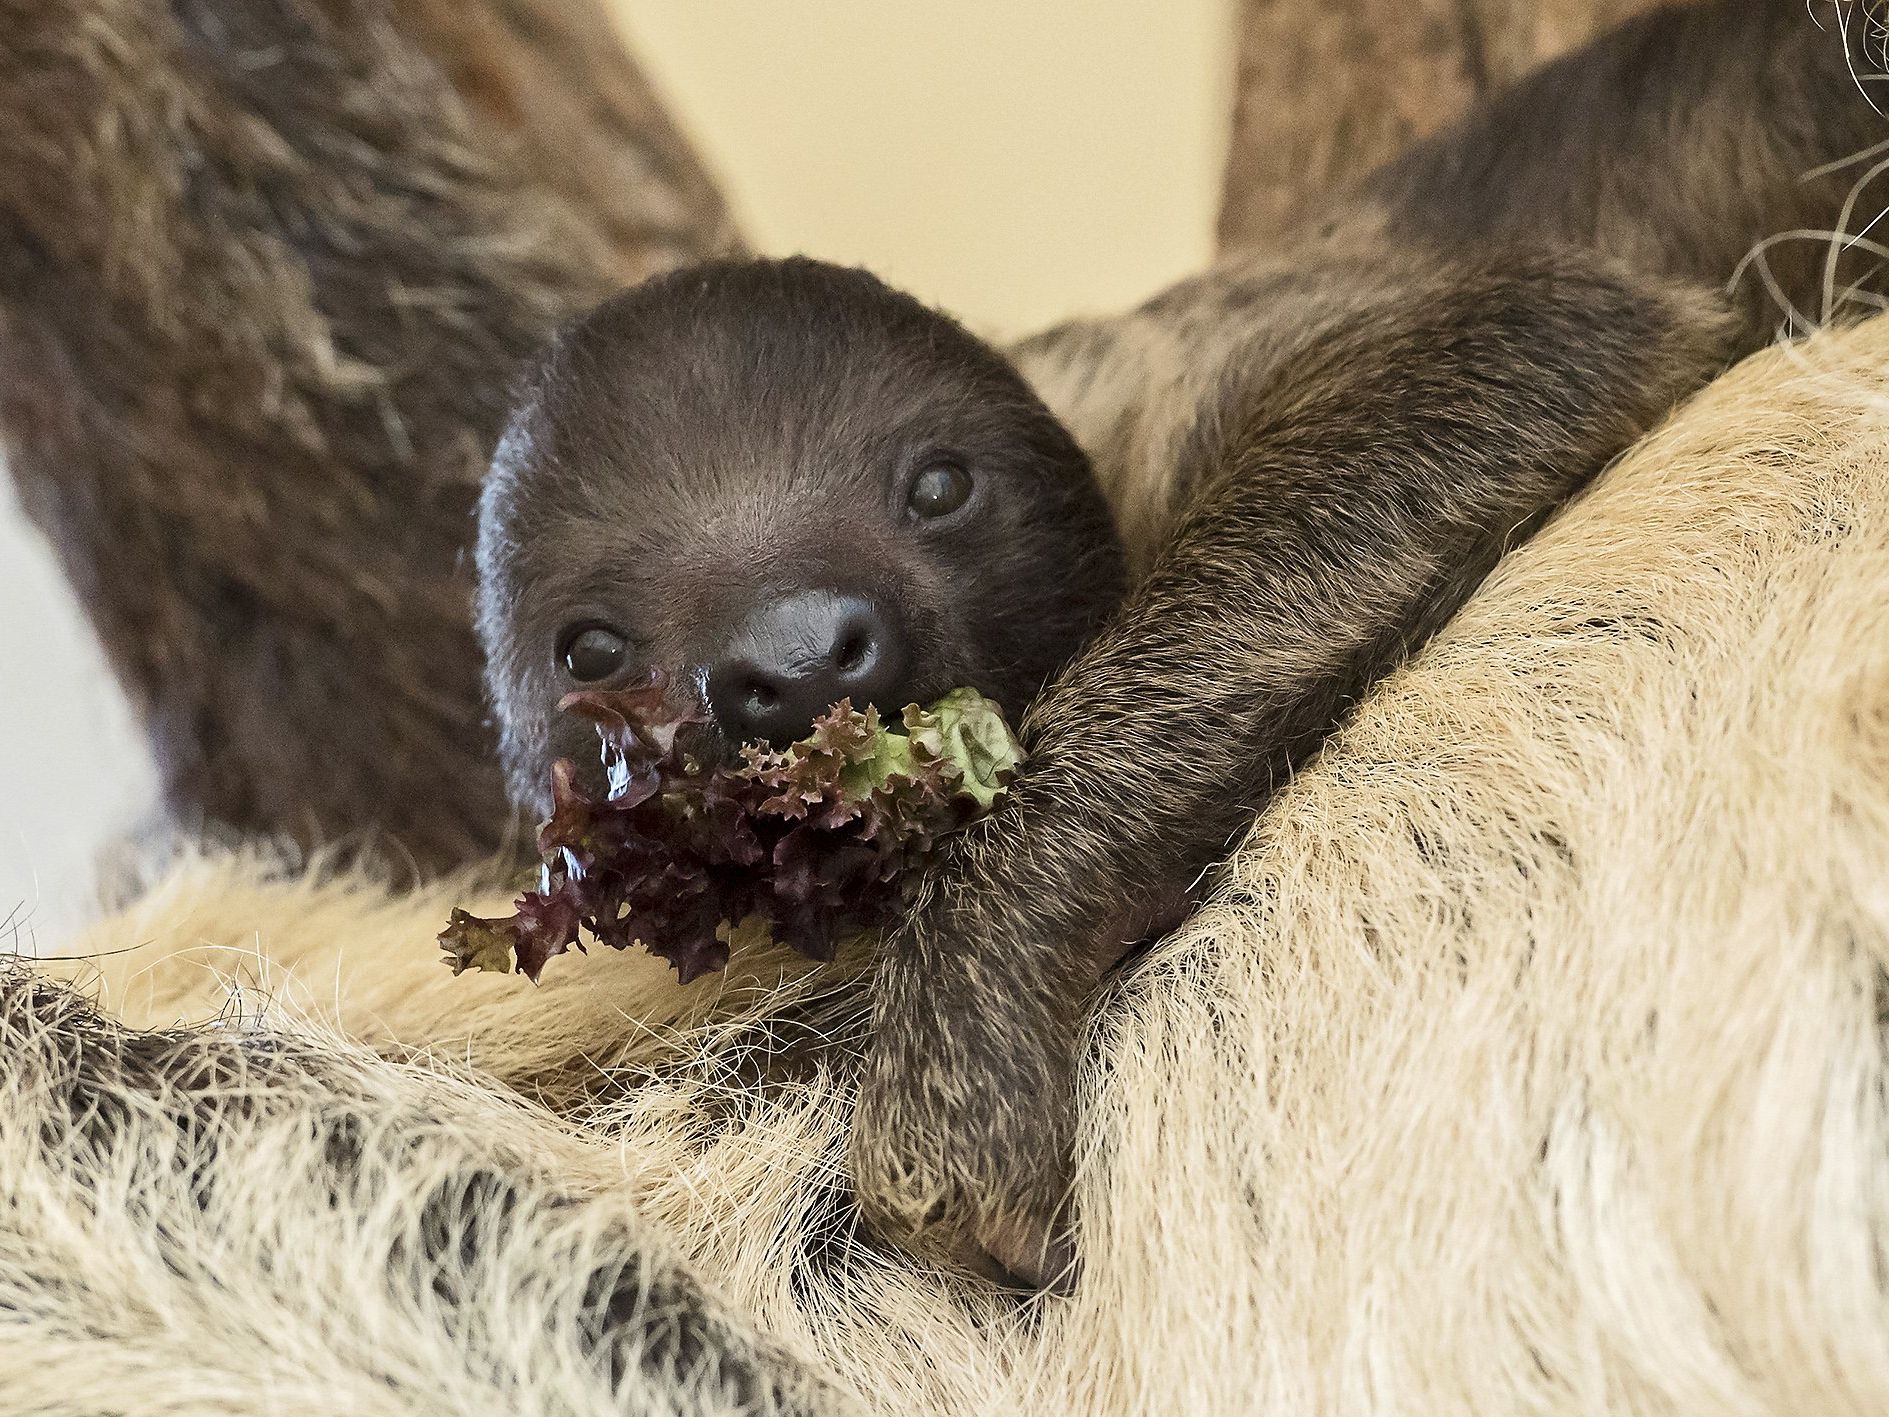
[[704, 589, 910, 746]]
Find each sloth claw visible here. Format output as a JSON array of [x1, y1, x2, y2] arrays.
[[961, 1211, 1080, 1296]]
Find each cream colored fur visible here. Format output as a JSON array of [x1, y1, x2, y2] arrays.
[[17, 313, 1889, 1413]]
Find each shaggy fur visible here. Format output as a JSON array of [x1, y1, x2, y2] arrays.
[[5, 0, 1881, 1294], [1216, 0, 1666, 249], [0, 0, 734, 870], [0, 968, 840, 1416], [23, 311, 1889, 1413]]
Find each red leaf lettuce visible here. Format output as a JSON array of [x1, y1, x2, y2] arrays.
[[439, 684, 1023, 984]]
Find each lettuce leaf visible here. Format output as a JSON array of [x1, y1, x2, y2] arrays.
[[440, 684, 1022, 984]]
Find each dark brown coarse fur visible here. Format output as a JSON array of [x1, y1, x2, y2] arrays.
[[1215, 0, 1668, 250], [476, 0, 1888, 1290], [0, 0, 734, 872]]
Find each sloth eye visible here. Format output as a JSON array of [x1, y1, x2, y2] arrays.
[[560, 624, 629, 683], [908, 461, 974, 519]]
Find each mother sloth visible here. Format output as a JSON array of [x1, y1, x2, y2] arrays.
[[476, 0, 1889, 1289]]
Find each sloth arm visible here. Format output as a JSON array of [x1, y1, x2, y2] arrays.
[[854, 253, 1737, 1288], [853, 0, 1885, 1287]]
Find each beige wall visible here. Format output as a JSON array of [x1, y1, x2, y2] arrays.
[[616, 1, 1236, 338]]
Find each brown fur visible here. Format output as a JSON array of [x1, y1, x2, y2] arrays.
[[0, 0, 735, 872], [463, 0, 1889, 1291], [1216, 0, 1669, 251], [476, 259, 1125, 813], [8, 0, 1886, 1323]]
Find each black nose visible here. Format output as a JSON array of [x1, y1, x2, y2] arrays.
[[705, 590, 909, 746]]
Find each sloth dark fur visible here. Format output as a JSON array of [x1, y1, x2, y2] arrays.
[[478, 0, 1889, 1290], [477, 262, 1126, 811]]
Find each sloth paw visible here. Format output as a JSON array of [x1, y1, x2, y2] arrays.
[[848, 1093, 1080, 1294], [848, 974, 1083, 1293]]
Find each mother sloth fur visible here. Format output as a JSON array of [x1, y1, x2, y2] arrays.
[[15, 314, 1889, 1414]]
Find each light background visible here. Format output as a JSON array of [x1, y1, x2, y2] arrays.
[[0, 1, 1234, 946]]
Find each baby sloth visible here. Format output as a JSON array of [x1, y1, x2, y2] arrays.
[[480, 0, 1887, 1290]]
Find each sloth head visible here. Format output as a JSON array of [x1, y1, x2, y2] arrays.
[[476, 256, 1127, 812]]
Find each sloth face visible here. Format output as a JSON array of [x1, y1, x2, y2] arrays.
[[476, 257, 1127, 812]]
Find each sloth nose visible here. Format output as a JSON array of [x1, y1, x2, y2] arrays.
[[705, 590, 909, 747]]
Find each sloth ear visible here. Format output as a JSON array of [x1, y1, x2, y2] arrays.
[[1355, 2, 1888, 342]]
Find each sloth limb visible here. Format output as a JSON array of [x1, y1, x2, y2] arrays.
[[1216, 0, 1667, 251], [855, 256, 1736, 1288], [852, 0, 1887, 1289]]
